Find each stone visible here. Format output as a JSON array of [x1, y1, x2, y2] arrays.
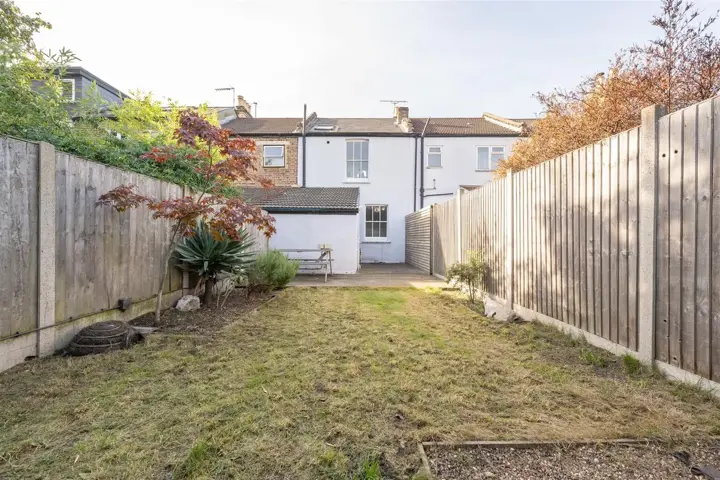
[[483, 296, 522, 323], [175, 295, 200, 312]]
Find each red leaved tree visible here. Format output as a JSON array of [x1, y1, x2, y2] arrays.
[[96, 109, 275, 320]]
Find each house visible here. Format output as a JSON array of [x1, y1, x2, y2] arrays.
[[60, 66, 128, 106], [241, 187, 360, 274], [226, 100, 532, 267]]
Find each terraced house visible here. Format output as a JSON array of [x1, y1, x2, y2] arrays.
[[226, 98, 533, 270]]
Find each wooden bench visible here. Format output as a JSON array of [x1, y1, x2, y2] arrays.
[[277, 248, 333, 282]]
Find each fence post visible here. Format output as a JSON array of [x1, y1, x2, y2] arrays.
[[429, 204, 434, 275], [637, 104, 666, 364], [37, 142, 56, 357], [505, 170, 514, 307]]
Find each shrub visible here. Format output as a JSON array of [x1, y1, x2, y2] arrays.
[[174, 221, 256, 305], [248, 250, 299, 292], [445, 251, 488, 303]]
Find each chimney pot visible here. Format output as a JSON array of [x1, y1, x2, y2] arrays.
[[235, 95, 253, 118], [394, 106, 409, 124]]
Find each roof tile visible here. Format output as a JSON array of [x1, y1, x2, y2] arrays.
[[241, 187, 359, 213]]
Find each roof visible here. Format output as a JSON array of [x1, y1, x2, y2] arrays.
[[64, 66, 129, 99], [224, 117, 301, 135], [411, 117, 529, 136], [241, 187, 360, 214], [225, 113, 536, 137], [310, 118, 405, 135]]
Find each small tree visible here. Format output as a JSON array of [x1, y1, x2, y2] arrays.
[[96, 109, 275, 320], [445, 251, 488, 303]]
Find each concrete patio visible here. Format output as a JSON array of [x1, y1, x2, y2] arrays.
[[290, 263, 450, 288]]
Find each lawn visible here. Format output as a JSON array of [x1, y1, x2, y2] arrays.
[[1, 288, 718, 479]]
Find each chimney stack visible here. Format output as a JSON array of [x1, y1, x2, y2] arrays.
[[235, 95, 253, 118], [394, 106, 409, 124]]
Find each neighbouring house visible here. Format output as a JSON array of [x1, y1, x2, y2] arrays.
[[226, 100, 533, 266], [59, 66, 128, 112], [241, 187, 360, 274]]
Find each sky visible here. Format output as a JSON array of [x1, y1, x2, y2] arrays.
[[14, 0, 720, 119]]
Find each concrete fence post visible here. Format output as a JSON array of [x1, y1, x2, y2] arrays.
[[37, 142, 56, 357], [505, 170, 514, 307], [637, 104, 666, 364]]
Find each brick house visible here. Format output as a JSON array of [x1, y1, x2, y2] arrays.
[[223, 96, 302, 187]]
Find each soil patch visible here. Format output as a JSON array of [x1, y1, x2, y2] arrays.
[[129, 289, 274, 335], [426, 440, 720, 479]]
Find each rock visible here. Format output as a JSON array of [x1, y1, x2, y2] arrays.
[[175, 295, 200, 312], [483, 296, 522, 322]]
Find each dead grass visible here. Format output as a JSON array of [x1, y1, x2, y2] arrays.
[[0, 288, 718, 479]]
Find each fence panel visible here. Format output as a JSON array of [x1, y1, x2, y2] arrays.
[[431, 200, 457, 277], [405, 208, 432, 273], [0, 138, 39, 338]]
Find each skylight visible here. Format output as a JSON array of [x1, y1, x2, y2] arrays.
[[313, 125, 335, 131]]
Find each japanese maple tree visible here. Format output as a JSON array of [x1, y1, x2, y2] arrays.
[[96, 109, 275, 319]]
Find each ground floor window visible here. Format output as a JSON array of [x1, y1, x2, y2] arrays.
[[365, 205, 387, 240]]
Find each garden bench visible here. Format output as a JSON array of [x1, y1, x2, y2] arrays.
[[277, 248, 333, 282]]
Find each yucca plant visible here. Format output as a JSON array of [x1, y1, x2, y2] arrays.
[[174, 221, 256, 305]]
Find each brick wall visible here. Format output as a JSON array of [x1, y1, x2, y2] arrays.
[[240, 136, 299, 187]]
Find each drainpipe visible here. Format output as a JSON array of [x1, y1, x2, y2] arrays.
[[302, 104, 307, 187], [413, 136, 418, 211], [419, 117, 431, 209]]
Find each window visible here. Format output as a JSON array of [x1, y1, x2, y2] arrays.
[[427, 146, 442, 168], [61, 79, 75, 102], [346, 140, 369, 179], [263, 145, 285, 167], [365, 205, 388, 239], [477, 146, 505, 170]]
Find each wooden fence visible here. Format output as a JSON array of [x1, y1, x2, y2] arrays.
[[0, 138, 185, 372], [405, 207, 432, 273], [405, 98, 720, 391]]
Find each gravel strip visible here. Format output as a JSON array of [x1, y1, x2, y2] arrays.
[[427, 441, 720, 479]]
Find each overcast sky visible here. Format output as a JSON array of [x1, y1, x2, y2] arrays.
[[15, 0, 720, 118]]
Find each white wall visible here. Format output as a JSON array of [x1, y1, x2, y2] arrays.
[[269, 213, 359, 274], [304, 136, 416, 263], [418, 136, 522, 207]]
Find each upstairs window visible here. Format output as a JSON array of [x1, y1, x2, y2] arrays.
[[346, 140, 369, 179], [477, 146, 505, 171], [365, 205, 388, 240], [263, 145, 285, 167], [61, 79, 75, 102], [427, 146, 442, 168]]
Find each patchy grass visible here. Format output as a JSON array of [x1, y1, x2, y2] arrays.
[[0, 288, 718, 479]]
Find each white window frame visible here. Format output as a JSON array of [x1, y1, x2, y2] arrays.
[[62, 78, 75, 102], [263, 145, 285, 168], [364, 204, 388, 242], [476, 145, 505, 171], [427, 145, 442, 168], [346, 139, 369, 181]]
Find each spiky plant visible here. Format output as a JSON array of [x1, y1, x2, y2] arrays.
[[174, 221, 255, 305]]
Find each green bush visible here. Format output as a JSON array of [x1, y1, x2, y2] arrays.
[[445, 250, 488, 303], [248, 250, 299, 292], [174, 221, 255, 304]]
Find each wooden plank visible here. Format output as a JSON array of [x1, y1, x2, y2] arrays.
[[532, 166, 539, 310], [712, 97, 720, 382], [668, 110, 684, 367], [572, 150, 579, 326], [578, 147, 587, 331], [656, 116, 671, 362], [559, 154, 567, 323], [601, 138, 611, 339], [618, 131, 629, 348], [610, 134, 620, 344], [593, 142, 603, 335], [540, 162, 547, 315], [681, 105, 698, 373], [695, 100, 712, 379], [554, 156, 561, 321]]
